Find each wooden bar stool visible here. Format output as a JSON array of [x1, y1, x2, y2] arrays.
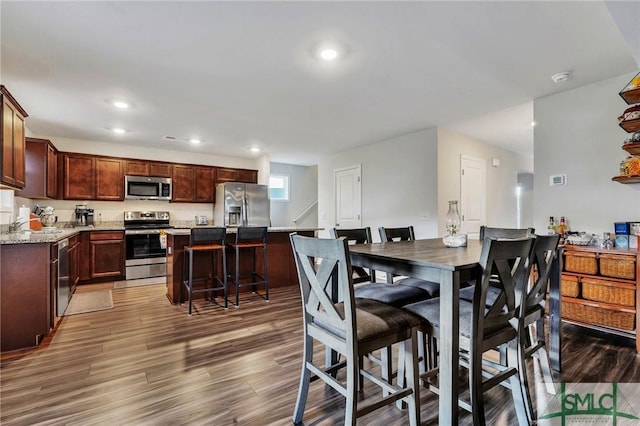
[[182, 227, 227, 315], [227, 226, 268, 307]]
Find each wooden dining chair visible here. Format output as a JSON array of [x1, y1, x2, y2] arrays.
[[517, 233, 560, 422], [329, 227, 376, 284], [403, 237, 534, 426], [331, 227, 438, 387], [289, 233, 421, 426], [479, 226, 535, 240], [377, 226, 441, 296]]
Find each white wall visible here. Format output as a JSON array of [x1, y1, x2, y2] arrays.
[[269, 163, 318, 227], [437, 128, 534, 234], [318, 128, 439, 241], [534, 72, 640, 235]]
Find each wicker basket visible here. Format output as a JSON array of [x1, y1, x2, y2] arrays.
[[564, 251, 598, 275], [581, 278, 635, 307], [599, 254, 636, 280], [562, 298, 636, 330], [561, 275, 580, 297]]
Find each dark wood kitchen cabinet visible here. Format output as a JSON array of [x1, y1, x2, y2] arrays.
[[95, 157, 123, 200], [194, 166, 215, 202], [63, 154, 124, 200], [89, 231, 125, 281], [125, 159, 172, 177], [215, 167, 258, 185], [1, 243, 50, 352], [1, 85, 28, 189], [172, 164, 195, 202], [68, 233, 80, 293], [17, 137, 58, 199], [63, 153, 95, 199]]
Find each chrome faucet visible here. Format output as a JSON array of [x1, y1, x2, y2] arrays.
[[8, 218, 39, 233]]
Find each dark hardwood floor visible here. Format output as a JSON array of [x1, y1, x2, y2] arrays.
[[1, 283, 639, 425]]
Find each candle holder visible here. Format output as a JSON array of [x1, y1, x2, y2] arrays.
[[443, 200, 467, 247]]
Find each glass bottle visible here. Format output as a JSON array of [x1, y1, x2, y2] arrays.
[[556, 216, 568, 236], [445, 200, 461, 235], [547, 216, 556, 235]]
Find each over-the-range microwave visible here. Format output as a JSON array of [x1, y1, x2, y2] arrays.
[[125, 175, 172, 201]]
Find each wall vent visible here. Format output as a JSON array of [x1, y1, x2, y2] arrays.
[[162, 135, 176, 141]]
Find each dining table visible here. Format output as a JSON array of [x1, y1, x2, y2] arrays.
[[348, 237, 562, 425]]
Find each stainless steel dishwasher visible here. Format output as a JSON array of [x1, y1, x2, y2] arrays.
[[57, 238, 70, 316]]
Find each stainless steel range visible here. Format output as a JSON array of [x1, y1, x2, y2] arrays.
[[124, 211, 173, 280]]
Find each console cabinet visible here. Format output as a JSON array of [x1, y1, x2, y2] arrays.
[[1, 85, 28, 189], [561, 245, 639, 352]]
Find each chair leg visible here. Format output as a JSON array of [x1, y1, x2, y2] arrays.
[[470, 345, 487, 426], [263, 244, 269, 301], [403, 332, 420, 426], [345, 351, 358, 426], [235, 246, 240, 307], [222, 247, 228, 309], [535, 318, 555, 394], [188, 250, 194, 316], [358, 355, 364, 391], [508, 340, 531, 426], [292, 333, 313, 424]]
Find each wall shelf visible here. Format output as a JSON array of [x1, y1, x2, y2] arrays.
[[622, 142, 640, 156], [612, 175, 640, 184], [619, 118, 640, 133]]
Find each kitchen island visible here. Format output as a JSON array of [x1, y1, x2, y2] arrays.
[[164, 227, 318, 304]]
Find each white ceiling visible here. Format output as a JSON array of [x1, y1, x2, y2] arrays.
[[1, 1, 638, 165]]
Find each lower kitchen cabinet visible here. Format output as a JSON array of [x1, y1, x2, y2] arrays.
[[89, 231, 125, 281], [1, 243, 51, 352]]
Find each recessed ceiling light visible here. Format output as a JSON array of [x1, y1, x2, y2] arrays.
[[551, 71, 571, 83], [111, 128, 127, 134], [319, 48, 338, 61], [530, 121, 536, 127], [189, 138, 202, 144], [112, 100, 130, 109], [250, 147, 261, 153]]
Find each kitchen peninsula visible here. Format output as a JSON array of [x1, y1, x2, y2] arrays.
[[164, 227, 317, 304]]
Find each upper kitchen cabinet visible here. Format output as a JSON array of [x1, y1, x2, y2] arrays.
[[194, 166, 214, 202], [1, 85, 28, 189], [125, 159, 172, 178], [215, 167, 258, 185], [63, 153, 124, 200], [64, 153, 95, 199], [171, 164, 215, 202], [172, 164, 195, 202], [95, 157, 124, 200], [17, 138, 58, 199]]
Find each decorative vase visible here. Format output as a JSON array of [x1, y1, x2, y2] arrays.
[[443, 200, 466, 247]]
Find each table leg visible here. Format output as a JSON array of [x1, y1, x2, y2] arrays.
[[548, 250, 562, 371], [438, 269, 459, 425]]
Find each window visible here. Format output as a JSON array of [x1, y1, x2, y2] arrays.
[[269, 174, 289, 201]]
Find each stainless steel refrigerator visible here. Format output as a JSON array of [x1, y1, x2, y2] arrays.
[[214, 182, 270, 227]]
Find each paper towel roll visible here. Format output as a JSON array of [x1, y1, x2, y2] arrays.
[[0, 189, 14, 225], [18, 205, 30, 231]]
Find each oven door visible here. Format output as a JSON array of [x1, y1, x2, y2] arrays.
[[125, 232, 166, 260]]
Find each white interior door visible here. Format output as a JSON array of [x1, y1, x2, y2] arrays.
[[335, 165, 361, 229], [460, 155, 486, 236]]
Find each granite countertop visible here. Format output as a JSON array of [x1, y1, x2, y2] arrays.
[[0, 222, 126, 245]]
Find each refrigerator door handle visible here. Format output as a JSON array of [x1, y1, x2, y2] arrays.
[[242, 197, 248, 226]]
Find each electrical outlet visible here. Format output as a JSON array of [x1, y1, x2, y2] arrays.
[[419, 211, 430, 220]]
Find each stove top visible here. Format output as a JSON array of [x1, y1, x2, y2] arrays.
[[124, 210, 171, 231]]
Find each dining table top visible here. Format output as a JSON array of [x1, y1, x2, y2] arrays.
[[349, 237, 485, 271]]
